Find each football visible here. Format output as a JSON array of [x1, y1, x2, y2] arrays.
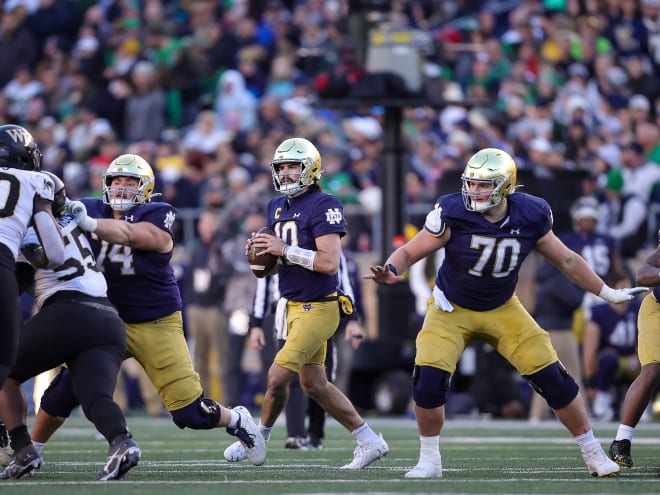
[[248, 227, 278, 278]]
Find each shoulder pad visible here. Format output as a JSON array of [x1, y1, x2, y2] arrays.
[[424, 203, 446, 237]]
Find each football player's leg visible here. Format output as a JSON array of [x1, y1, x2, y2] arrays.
[[611, 295, 660, 467], [502, 300, 618, 477], [407, 305, 473, 478], [0, 379, 42, 479], [68, 349, 128, 443], [284, 369, 308, 447], [0, 261, 20, 389], [131, 313, 265, 464], [307, 336, 336, 448]]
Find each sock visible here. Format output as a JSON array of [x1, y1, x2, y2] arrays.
[[8, 425, 31, 451], [419, 435, 441, 462], [32, 441, 46, 456], [615, 424, 634, 442], [574, 430, 596, 449], [258, 423, 272, 441], [227, 410, 240, 429], [351, 422, 379, 443]]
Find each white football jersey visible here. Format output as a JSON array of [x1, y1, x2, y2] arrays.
[[0, 167, 54, 259], [20, 215, 108, 311]]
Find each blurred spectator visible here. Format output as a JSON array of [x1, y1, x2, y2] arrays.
[[0, 5, 38, 87], [184, 207, 231, 402], [583, 273, 642, 421], [181, 110, 232, 155], [468, 343, 526, 419], [602, 163, 649, 260], [214, 69, 258, 133], [530, 257, 588, 422], [2, 64, 42, 123], [123, 60, 166, 143], [319, 147, 359, 204]]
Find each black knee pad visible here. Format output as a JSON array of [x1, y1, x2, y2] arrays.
[[412, 365, 452, 409], [171, 397, 221, 430], [40, 367, 79, 418], [523, 361, 578, 410]]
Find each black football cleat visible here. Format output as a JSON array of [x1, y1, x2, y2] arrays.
[[0, 444, 42, 480], [609, 439, 633, 468], [96, 434, 141, 481]]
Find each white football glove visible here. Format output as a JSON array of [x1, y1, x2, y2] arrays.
[[66, 200, 98, 232], [598, 285, 649, 304]]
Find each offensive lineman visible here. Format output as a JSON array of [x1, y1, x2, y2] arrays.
[[28, 154, 265, 466], [366, 148, 647, 478]]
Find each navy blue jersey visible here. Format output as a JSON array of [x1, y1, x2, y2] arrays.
[[81, 198, 182, 323], [560, 231, 618, 279], [435, 192, 552, 311], [267, 190, 346, 301], [589, 299, 640, 356]]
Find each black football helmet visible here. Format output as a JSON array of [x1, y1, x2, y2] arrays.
[[0, 124, 42, 171], [42, 171, 66, 217]]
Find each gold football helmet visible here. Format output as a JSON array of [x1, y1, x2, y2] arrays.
[[271, 137, 322, 195], [103, 154, 155, 211], [461, 148, 517, 212]]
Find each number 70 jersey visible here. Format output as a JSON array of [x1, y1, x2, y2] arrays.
[[433, 192, 552, 311]]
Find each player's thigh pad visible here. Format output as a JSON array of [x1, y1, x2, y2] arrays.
[[414, 306, 468, 372], [483, 297, 559, 376], [126, 311, 202, 411], [274, 300, 339, 372]]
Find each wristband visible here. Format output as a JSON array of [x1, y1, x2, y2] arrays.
[[284, 245, 316, 271], [79, 215, 98, 232], [387, 263, 398, 276]]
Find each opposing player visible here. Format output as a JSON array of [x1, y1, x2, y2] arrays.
[[609, 230, 660, 467], [0, 124, 64, 390], [29, 154, 265, 466], [365, 148, 648, 478], [224, 137, 388, 468], [0, 172, 139, 480]]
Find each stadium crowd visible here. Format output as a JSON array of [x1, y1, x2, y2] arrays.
[[1, 0, 659, 423]]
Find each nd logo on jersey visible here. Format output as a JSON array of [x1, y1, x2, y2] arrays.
[[325, 208, 342, 225]]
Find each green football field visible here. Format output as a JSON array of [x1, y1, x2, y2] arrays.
[[1, 414, 658, 495]]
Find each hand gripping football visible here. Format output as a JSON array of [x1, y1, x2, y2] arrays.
[[248, 227, 278, 278]]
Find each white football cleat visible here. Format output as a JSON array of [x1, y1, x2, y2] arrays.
[[223, 440, 247, 462], [225, 406, 266, 466], [340, 434, 389, 469], [405, 457, 443, 478], [581, 440, 620, 477]]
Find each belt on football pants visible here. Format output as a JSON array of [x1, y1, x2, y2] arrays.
[[42, 290, 117, 313]]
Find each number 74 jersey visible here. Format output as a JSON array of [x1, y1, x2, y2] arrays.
[[432, 192, 552, 311]]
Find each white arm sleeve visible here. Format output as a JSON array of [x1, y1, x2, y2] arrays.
[[32, 210, 65, 268]]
